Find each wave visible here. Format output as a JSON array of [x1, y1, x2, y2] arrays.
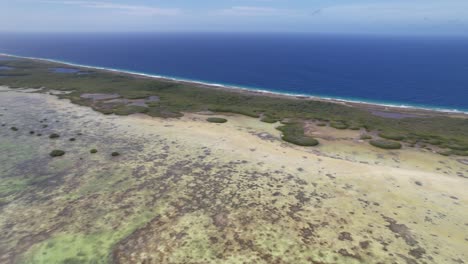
[[1, 52, 467, 115]]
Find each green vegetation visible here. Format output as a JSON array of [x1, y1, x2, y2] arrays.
[[90, 149, 98, 154], [447, 144, 468, 151], [370, 140, 402, 150], [360, 134, 372, 140], [260, 115, 279, 124], [379, 132, 405, 141], [349, 124, 362, 130], [49, 150, 65, 157], [437, 149, 468, 156], [1, 57, 468, 152], [277, 122, 319, 146], [10, 127, 18, 131], [49, 133, 60, 139], [330, 121, 348, 130], [111, 152, 120, 157], [113, 105, 148, 116], [206, 117, 227, 123]]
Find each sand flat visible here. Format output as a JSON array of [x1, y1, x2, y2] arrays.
[[0, 88, 467, 264]]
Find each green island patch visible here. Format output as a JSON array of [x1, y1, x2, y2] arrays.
[[370, 139, 402, 150], [206, 117, 228, 123]]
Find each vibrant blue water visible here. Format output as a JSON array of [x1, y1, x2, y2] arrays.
[[0, 33, 467, 111]]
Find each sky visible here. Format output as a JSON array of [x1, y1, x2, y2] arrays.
[[1, 0, 468, 35]]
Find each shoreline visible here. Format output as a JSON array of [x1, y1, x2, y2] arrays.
[[1, 52, 467, 116]]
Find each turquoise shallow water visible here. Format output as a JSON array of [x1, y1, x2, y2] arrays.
[[1, 33, 467, 112]]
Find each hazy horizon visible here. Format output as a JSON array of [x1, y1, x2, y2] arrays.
[[1, 0, 468, 36]]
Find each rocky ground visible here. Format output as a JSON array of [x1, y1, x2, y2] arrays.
[[0, 87, 467, 264]]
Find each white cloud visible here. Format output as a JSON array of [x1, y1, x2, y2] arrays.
[[41, 1, 181, 16]]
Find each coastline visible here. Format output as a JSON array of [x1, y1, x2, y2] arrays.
[[1, 52, 467, 116]]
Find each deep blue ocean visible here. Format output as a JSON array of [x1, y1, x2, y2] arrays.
[[1, 33, 467, 111]]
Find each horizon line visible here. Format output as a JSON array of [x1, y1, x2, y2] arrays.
[[1, 31, 468, 38]]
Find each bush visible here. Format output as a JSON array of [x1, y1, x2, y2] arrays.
[[90, 149, 98, 154], [370, 140, 402, 150], [49, 133, 60, 139], [360, 134, 372, 140], [330, 122, 348, 130], [69, 138, 76, 141], [113, 105, 149, 116], [448, 144, 468, 151], [450, 150, 468, 156], [10, 127, 18, 131], [282, 134, 319, 146], [208, 107, 259, 118], [379, 132, 405, 141], [50, 150, 65, 157], [111, 152, 120, 157], [207, 117, 227, 123], [437, 150, 451, 156], [277, 122, 319, 147], [260, 115, 278, 124], [424, 139, 442, 145]]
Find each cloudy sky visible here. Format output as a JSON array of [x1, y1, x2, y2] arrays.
[[1, 0, 468, 35]]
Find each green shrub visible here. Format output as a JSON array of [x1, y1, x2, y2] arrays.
[[90, 149, 97, 154], [10, 127, 18, 131], [50, 150, 65, 157], [49, 133, 60, 139], [437, 151, 451, 156], [207, 117, 227, 123], [379, 132, 405, 141], [208, 107, 260, 118], [146, 102, 159, 107], [111, 152, 120, 157], [360, 134, 372, 140], [282, 134, 319, 146], [146, 108, 183, 118], [113, 105, 148, 116], [330, 122, 348, 130], [424, 139, 442, 145], [448, 144, 468, 151], [370, 140, 402, 150], [450, 150, 468, 156], [69, 138, 76, 141], [260, 115, 278, 124], [277, 122, 319, 147]]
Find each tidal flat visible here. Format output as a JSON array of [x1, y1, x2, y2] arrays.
[[0, 88, 467, 264]]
